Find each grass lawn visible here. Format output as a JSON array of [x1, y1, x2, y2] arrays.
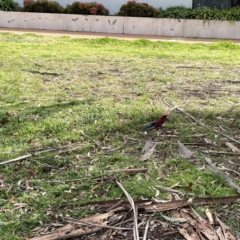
[[0, 33, 240, 239]]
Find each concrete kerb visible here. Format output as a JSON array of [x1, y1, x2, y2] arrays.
[[1, 28, 240, 44]]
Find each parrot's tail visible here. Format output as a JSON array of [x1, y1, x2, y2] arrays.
[[143, 124, 154, 130]]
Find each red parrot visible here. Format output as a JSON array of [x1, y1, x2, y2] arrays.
[[143, 114, 168, 130]]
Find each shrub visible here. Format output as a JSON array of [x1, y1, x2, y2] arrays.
[[162, 6, 240, 21], [0, 0, 19, 11], [65, 1, 109, 15], [117, 0, 162, 18], [162, 6, 193, 19], [22, 0, 64, 13]]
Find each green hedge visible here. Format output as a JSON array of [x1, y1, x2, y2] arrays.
[[22, 0, 64, 13], [1, 0, 240, 21], [117, 1, 161, 18], [162, 6, 240, 21], [0, 0, 19, 11], [65, 2, 109, 15]]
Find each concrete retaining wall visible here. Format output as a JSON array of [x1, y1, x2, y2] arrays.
[[0, 12, 240, 39]]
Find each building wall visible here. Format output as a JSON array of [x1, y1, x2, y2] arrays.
[[15, 0, 193, 15], [192, 0, 231, 9]]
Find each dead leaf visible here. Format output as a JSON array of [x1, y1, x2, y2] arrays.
[[140, 140, 156, 161], [215, 215, 236, 240], [14, 203, 28, 210], [205, 208, 213, 225], [0, 174, 5, 188], [160, 213, 187, 223], [155, 185, 183, 194], [183, 182, 193, 192], [204, 138, 212, 144], [177, 141, 194, 159], [171, 182, 181, 188], [29, 208, 122, 240], [180, 209, 218, 240], [30, 142, 42, 147], [225, 142, 240, 152], [0, 221, 15, 225], [178, 227, 201, 240]]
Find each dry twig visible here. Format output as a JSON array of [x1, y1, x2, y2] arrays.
[[0, 144, 82, 166], [143, 220, 150, 240], [21, 69, 61, 76], [155, 185, 184, 195], [205, 157, 240, 194], [106, 168, 148, 174], [166, 100, 240, 145], [116, 181, 139, 240]]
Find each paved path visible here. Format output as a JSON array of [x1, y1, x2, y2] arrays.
[[1, 27, 240, 44]]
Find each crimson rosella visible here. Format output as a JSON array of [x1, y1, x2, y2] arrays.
[[143, 114, 168, 130]]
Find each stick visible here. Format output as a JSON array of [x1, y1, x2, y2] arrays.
[[142, 196, 240, 212], [205, 157, 240, 194], [155, 185, 184, 195], [21, 69, 61, 76], [106, 168, 148, 174], [153, 160, 169, 181], [116, 181, 139, 240], [143, 220, 150, 240], [29, 176, 111, 184], [166, 100, 240, 145], [201, 150, 240, 156], [0, 154, 32, 165], [79, 130, 100, 148], [218, 166, 240, 177], [65, 218, 132, 231], [107, 200, 124, 211], [215, 131, 240, 145], [228, 160, 240, 166], [176, 66, 218, 69], [0, 144, 82, 166]]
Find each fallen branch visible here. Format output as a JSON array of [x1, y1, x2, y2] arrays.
[[176, 66, 218, 69], [107, 200, 124, 211], [166, 100, 240, 145], [116, 181, 139, 240], [64, 218, 131, 231], [29, 209, 122, 240], [228, 160, 240, 166], [29, 176, 112, 184], [142, 196, 240, 212], [178, 141, 240, 194], [86, 199, 151, 206], [28, 59, 44, 67], [155, 185, 184, 195], [205, 157, 240, 194], [153, 160, 169, 181], [0, 143, 82, 166], [79, 130, 100, 148], [86, 196, 240, 212], [143, 220, 149, 240], [225, 142, 240, 152], [201, 150, 240, 156], [0, 154, 32, 166], [215, 131, 240, 145], [104, 141, 140, 154], [106, 168, 148, 174], [21, 69, 61, 76]]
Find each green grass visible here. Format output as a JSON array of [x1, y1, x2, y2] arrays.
[[0, 33, 240, 238]]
